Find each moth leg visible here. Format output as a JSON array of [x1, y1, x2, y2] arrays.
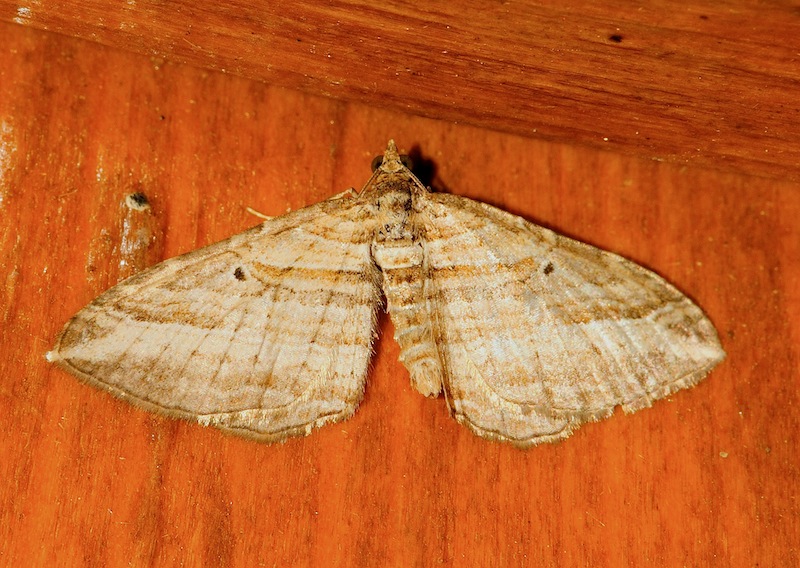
[[245, 206, 273, 221]]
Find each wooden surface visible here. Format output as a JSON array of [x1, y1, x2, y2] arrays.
[[1, 19, 799, 568], [1, 0, 799, 181]]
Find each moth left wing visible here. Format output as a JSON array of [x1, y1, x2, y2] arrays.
[[417, 192, 725, 446], [48, 194, 382, 442]]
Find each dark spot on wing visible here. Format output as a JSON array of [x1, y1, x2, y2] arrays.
[[608, 34, 623, 43], [234, 267, 246, 281], [543, 262, 554, 275]]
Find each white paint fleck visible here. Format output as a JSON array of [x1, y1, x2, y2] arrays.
[[14, 6, 32, 24], [0, 119, 16, 207]]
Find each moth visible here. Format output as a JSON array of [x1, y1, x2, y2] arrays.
[[48, 141, 725, 446]]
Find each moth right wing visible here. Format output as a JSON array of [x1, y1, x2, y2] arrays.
[[417, 192, 725, 446], [48, 193, 382, 442]]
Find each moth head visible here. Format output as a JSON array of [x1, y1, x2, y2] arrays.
[[371, 140, 413, 173]]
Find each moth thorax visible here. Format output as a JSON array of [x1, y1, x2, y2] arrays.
[[374, 186, 412, 211]]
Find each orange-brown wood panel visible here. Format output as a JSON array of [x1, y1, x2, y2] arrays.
[[0, 0, 798, 180], [1, 21, 798, 567]]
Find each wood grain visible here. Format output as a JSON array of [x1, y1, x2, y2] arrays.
[[0, 0, 798, 181], [1, 21, 799, 567]]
